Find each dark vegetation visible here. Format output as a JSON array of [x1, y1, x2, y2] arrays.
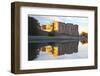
[[80, 32, 88, 44], [28, 16, 40, 36]]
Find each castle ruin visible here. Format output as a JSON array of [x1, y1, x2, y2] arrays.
[[40, 19, 79, 36]]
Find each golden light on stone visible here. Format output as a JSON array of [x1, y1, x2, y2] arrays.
[[40, 45, 59, 57], [41, 17, 59, 32], [54, 17, 58, 31], [53, 46, 58, 57]]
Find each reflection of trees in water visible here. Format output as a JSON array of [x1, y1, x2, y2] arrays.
[[28, 43, 39, 60], [28, 41, 79, 61], [80, 37, 88, 45], [80, 32, 88, 38], [80, 32, 88, 45], [28, 43, 48, 61]]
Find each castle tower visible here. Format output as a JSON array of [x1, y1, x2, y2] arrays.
[[53, 17, 58, 31]]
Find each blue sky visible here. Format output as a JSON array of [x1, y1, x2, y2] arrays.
[[29, 15, 88, 33]]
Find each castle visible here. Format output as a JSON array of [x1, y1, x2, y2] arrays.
[[28, 41, 79, 60], [40, 19, 79, 36], [40, 41, 78, 57]]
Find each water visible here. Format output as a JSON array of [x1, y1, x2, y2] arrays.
[[28, 40, 88, 61]]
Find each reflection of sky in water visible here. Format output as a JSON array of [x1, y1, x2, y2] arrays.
[[34, 42, 88, 60], [28, 41, 88, 61]]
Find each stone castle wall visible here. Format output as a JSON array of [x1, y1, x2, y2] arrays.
[[40, 21, 79, 36], [56, 41, 79, 55], [57, 22, 79, 36]]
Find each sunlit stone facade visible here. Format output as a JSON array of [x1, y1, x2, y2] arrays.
[[40, 45, 58, 57], [40, 20, 79, 36], [41, 19, 58, 32], [39, 41, 79, 58]]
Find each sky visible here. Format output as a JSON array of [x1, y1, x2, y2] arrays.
[[29, 15, 88, 33]]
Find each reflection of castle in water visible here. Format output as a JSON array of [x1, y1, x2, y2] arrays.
[[28, 41, 79, 61], [40, 42, 79, 57]]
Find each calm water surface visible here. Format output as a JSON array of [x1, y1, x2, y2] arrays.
[[28, 40, 88, 61]]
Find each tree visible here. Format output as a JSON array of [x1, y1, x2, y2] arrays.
[[28, 16, 40, 36], [80, 32, 88, 44], [80, 32, 88, 38]]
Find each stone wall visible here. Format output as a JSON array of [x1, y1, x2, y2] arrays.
[[40, 21, 79, 36], [57, 22, 79, 36], [56, 41, 79, 55]]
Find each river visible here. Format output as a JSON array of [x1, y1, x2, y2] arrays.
[[28, 40, 88, 61]]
